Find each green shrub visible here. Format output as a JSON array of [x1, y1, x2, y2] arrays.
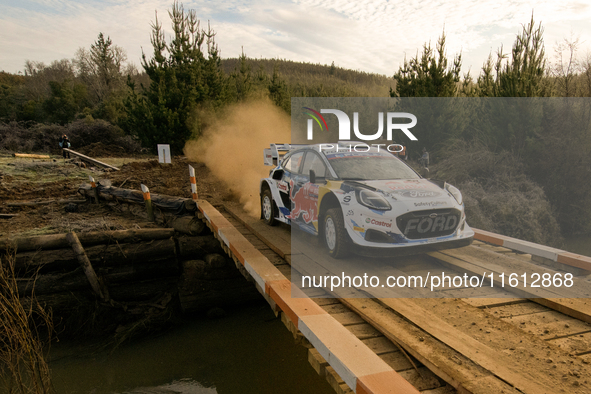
[[432, 139, 562, 247]]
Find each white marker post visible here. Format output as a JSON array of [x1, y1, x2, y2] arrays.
[[188, 165, 198, 200], [89, 175, 99, 204], [157, 144, 171, 164], [141, 184, 155, 222]]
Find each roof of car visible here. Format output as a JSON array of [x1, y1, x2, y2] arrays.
[[292, 142, 394, 157]]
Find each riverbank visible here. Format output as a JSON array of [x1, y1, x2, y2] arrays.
[[48, 302, 334, 394]]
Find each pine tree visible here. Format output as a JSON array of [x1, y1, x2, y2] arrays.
[[123, 1, 228, 153], [268, 63, 290, 113], [232, 49, 252, 101], [476, 16, 547, 97], [391, 32, 461, 97]]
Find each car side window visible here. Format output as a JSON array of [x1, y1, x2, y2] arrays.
[[302, 151, 327, 178], [283, 151, 304, 174]]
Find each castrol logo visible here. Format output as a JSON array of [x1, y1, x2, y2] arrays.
[[365, 217, 391, 228]]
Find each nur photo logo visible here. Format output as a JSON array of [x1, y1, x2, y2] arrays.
[[304, 108, 418, 141]]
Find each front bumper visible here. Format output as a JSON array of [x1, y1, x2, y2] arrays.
[[352, 235, 474, 257]]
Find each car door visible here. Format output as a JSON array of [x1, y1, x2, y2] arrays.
[[289, 151, 328, 228], [279, 151, 304, 211]]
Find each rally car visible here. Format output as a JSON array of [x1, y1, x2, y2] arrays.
[[260, 142, 474, 258]]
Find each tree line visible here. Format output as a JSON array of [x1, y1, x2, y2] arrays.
[[388, 17, 591, 241], [1, 4, 590, 240]]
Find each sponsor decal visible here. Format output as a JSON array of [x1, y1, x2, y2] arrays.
[[403, 215, 458, 235], [385, 181, 432, 191], [277, 182, 288, 192], [343, 195, 352, 203], [366, 217, 392, 228], [399, 190, 441, 198], [414, 201, 448, 207], [353, 226, 364, 232], [288, 180, 319, 223]]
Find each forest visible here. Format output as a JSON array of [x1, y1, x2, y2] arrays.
[[1, 3, 590, 245]]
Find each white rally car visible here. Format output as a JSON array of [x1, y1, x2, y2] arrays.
[[260, 142, 474, 258]]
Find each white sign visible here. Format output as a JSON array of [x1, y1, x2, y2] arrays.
[[157, 144, 171, 164]]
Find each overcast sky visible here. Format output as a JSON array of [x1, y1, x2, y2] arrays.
[[1, 0, 591, 77]]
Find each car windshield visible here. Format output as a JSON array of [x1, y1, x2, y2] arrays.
[[326, 152, 420, 180]]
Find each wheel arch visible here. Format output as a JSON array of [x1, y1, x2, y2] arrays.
[[260, 180, 277, 221], [260, 179, 272, 194], [318, 191, 341, 237]]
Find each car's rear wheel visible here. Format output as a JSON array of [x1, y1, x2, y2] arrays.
[[323, 208, 350, 259], [261, 189, 278, 226]]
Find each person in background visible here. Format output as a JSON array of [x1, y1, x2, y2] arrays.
[[419, 147, 429, 169], [59, 134, 71, 159], [390, 142, 407, 160]]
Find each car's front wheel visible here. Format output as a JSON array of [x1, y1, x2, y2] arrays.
[[261, 189, 278, 226], [323, 208, 350, 259]]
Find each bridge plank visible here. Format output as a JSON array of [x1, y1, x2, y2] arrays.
[[341, 298, 519, 394], [430, 248, 591, 324], [379, 298, 566, 393], [462, 298, 527, 308], [62, 148, 119, 170], [224, 203, 294, 259]]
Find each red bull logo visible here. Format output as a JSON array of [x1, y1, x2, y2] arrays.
[[288, 180, 319, 223]]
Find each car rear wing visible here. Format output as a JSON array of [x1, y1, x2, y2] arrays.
[[263, 143, 309, 166]]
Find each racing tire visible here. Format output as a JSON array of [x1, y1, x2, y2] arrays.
[[261, 189, 278, 226], [323, 208, 350, 259]]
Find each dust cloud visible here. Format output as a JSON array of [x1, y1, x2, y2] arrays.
[[184, 99, 290, 216]]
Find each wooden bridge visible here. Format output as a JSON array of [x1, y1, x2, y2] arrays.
[[195, 199, 591, 394]]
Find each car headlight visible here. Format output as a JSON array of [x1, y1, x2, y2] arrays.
[[445, 183, 463, 205], [355, 189, 392, 210]]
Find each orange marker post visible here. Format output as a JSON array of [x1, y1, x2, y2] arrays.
[[89, 175, 99, 204], [141, 184, 155, 222], [189, 165, 198, 200]]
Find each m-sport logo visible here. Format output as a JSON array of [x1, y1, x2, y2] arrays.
[[304, 108, 418, 141]]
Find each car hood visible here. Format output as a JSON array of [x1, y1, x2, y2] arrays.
[[351, 179, 451, 202]]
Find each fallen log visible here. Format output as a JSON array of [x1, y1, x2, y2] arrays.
[[107, 277, 178, 302], [170, 216, 206, 235], [67, 231, 108, 301], [12, 153, 51, 159], [14, 238, 177, 274], [63, 148, 119, 170], [7, 199, 87, 207], [14, 234, 220, 273], [78, 184, 196, 215], [21, 277, 179, 310], [0, 228, 175, 252], [177, 235, 224, 257], [16, 259, 180, 296]]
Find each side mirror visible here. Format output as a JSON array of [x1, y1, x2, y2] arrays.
[[309, 170, 316, 184]]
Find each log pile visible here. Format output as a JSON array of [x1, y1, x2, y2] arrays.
[[1, 183, 262, 340], [1, 223, 259, 336]]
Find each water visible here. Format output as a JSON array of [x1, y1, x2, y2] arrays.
[[563, 234, 591, 258], [49, 302, 334, 394]]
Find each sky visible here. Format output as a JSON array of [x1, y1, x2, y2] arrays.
[[1, 0, 591, 77]]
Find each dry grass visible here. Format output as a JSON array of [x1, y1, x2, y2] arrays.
[[0, 251, 53, 394]]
